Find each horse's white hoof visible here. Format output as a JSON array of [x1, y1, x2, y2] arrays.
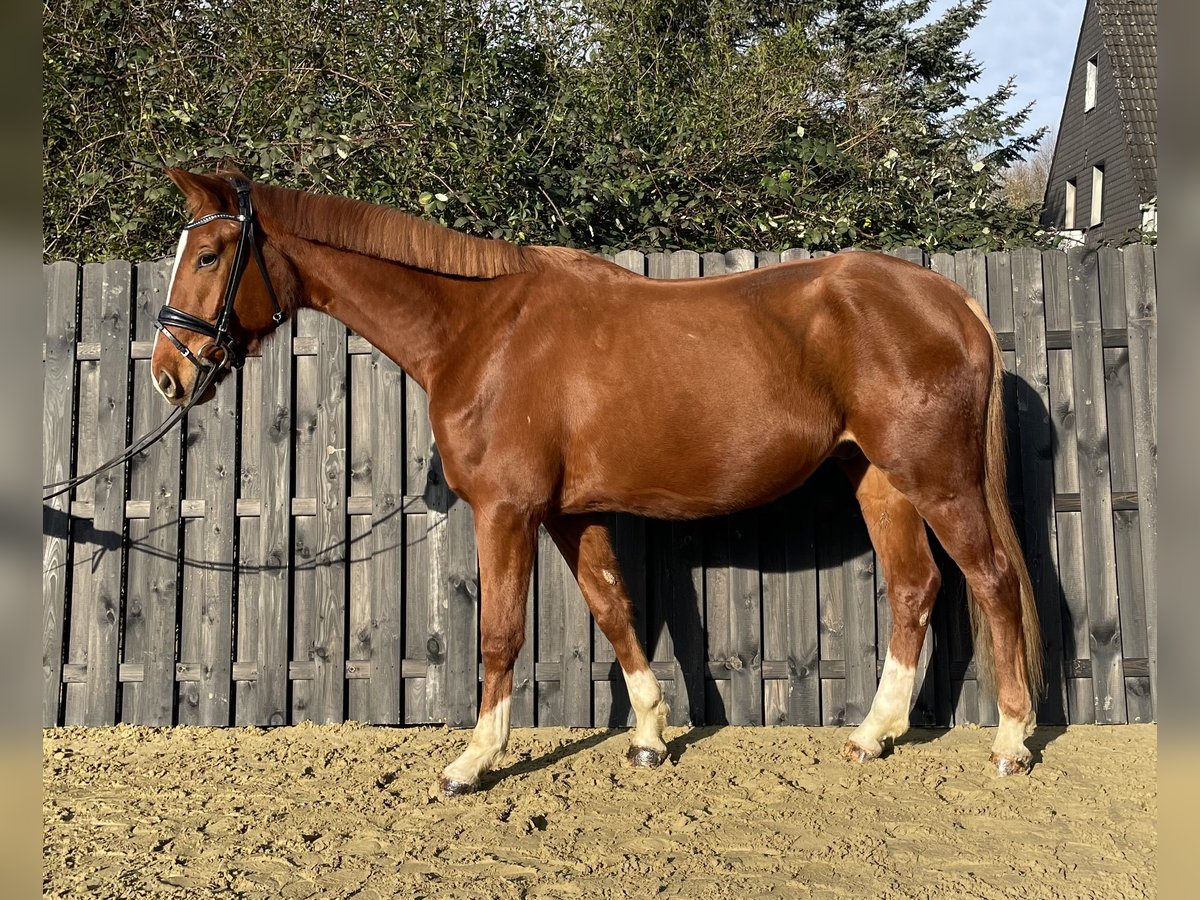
[[843, 739, 882, 764], [990, 752, 1032, 776], [626, 745, 667, 768], [433, 775, 479, 798]]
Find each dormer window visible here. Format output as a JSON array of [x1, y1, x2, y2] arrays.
[[1085, 54, 1098, 111]]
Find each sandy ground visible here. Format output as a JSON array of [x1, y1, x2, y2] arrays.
[[44, 723, 1155, 899]]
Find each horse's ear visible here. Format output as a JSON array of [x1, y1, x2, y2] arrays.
[[213, 157, 247, 179], [164, 167, 228, 215]]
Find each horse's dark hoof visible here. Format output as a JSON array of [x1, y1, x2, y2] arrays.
[[843, 740, 880, 764], [626, 745, 666, 768], [991, 753, 1032, 776], [435, 776, 479, 798]]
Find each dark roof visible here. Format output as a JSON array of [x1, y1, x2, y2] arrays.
[[1096, 0, 1157, 201]]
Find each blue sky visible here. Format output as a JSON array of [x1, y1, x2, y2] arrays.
[[926, 0, 1086, 140]]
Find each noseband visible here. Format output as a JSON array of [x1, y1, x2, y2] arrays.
[[155, 176, 285, 371]]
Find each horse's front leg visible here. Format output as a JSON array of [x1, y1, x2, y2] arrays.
[[435, 503, 536, 798], [546, 514, 669, 767]]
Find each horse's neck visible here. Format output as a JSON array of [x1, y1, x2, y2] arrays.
[[288, 240, 481, 391]]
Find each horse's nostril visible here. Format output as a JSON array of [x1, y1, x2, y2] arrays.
[[157, 370, 179, 400]]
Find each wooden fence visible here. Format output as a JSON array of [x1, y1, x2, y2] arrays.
[[42, 245, 1157, 729]]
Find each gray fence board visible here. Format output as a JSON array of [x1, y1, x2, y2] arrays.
[[536, 526, 565, 725], [179, 355, 237, 725], [311, 313, 348, 722], [84, 262, 132, 725], [611, 514, 648, 727], [514, 570, 536, 728], [64, 265, 100, 727], [347, 351, 373, 721], [235, 355, 262, 725], [258, 315, 293, 725], [402, 374, 433, 722], [1068, 247, 1126, 724], [561, 532, 591, 727], [127, 259, 182, 726], [841, 506, 876, 727], [703, 517, 732, 722], [1043, 250, 1095, 722], [443, 487, 478, 727], [42, 262, 77, 726], [369, 351, 403, 724], [1097, 249, 1148, 719], [729, 511, 763, 726], [786, 499, 820, 724], [817, 496, 846, 726], [1122, 244, 1157, 714], [1010, 249, 1067, 723], [292, 327, 319, 724]]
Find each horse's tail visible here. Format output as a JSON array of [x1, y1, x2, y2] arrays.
[[965, 298, 1044, 703]]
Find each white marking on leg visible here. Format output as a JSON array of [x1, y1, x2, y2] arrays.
[[441, 697, 511, 787], [847, 650, 916, 757], [992, 707, 1035, 763], [622, 668, 668, 753], [152, 230, 190, 402]]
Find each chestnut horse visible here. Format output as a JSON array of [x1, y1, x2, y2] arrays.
[[151, 169, 1043, 797]]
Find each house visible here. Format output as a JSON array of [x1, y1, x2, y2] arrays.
[[1042, 0, 1156, 243]]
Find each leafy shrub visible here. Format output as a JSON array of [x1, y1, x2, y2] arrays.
[[43, 0, 1046, 262]]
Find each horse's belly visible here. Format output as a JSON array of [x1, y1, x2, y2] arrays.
[[557, 411, 835, 519]]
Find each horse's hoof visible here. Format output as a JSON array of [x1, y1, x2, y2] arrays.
[[991, 753, 1032, 776], [435, 775, 478, 798], [626, 745, 666, 768], [843, 740, 880, 764]]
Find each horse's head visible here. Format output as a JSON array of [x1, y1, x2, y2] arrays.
[[151, 167, 292, 406]]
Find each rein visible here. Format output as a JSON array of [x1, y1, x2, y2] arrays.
[[42, 176, 286, 501], [42, 363, 221, 500]]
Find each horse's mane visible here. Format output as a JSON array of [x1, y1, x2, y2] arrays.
[[253, 182, 584, 279]]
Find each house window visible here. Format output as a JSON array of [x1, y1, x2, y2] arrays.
[[1085, 54, 1098, 111], [1090, 165, 1104, 226], [1065, 179, 1077, 229]]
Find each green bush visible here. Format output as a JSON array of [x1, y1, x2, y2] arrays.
[[43, 0, 1046, 262]]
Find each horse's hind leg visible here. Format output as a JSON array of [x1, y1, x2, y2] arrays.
[[436, 504, 536, 797], [839, 456, 941, 762], [909, 488, 1037, 773], [546, 514, 670, 767]]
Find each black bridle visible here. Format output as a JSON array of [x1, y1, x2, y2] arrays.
[[43, 177, 286, 501], [154, 176, 286, 370]]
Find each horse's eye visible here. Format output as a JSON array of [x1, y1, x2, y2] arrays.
[[197, 252, 219, 269]]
